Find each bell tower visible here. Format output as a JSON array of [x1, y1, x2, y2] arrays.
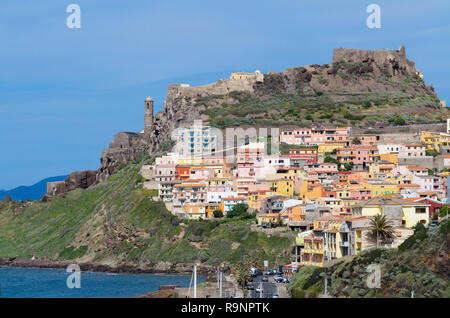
[[144, 96, 154, 137]]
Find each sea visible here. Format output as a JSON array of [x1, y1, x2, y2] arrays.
[[0, 267, 205, 298]]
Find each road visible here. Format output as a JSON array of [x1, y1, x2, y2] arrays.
[[248, 274, 285, 298]]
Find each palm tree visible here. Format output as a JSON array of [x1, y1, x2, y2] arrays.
[[368, 214, 395, 247], [232, 261, 251, 289]]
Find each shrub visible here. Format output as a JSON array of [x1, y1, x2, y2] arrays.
[[227, 203, 249, 218], [213, 210, 224, 218]]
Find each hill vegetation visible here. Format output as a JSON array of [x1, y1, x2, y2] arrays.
[[197, 63, 447, 129], [0, 157, 290, 268]]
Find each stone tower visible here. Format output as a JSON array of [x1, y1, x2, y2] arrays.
[[144, 96, 154, 137]]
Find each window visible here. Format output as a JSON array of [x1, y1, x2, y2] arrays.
[[416, 207, 427, 214]]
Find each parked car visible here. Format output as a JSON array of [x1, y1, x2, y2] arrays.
[[274, 275, 284, 283], [246, 283, 255, 290], [249, 267, 261, 277], [255, 287, 263, 293], [272, 293, 279, 298], [282, 277, 291, 284], [262, 275, 269, 282]]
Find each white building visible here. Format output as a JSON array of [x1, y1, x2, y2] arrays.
[[377, 144, 401, 155], [174, 122, 219, 158], [207, 191, 238, 204]]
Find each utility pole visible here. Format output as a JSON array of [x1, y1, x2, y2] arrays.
[[219, 271, 223, 299], [324, 277, 328, 296]]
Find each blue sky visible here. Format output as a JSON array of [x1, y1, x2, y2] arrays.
[[1, 0, 449, 189]]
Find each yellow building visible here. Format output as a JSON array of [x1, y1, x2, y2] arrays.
[[354, 228, 363, 255], [299, 181, 324, 201], [230, 72, 257, 80], [301, 234, 324, 267], [421, 131, 450, 150], [205, 204, 220, 218], [270, 179, 294, 197], [365, 182, 398, 197], [247, 192, 272, 211], [318, 143, 346, 156], [353, 197, 429, 228], [257, 213, 281, 227], [369, 161, 397, 175], [380, 153, 398, 164], [182, 204, 207, 220]]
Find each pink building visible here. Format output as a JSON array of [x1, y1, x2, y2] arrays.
[[352, 134, 380, 146], [236, 161, 266, 179], [336, 146, 379, 165], [189, 167, 215, 180], [280, 127, 352, 146], [237, 142, 265, 166], [289, 148, 318, 164]]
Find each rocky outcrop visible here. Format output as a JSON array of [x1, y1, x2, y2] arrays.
[[97, 132, 149, 183], [47, 170, 97, 196]]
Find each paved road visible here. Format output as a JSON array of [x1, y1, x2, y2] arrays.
[[248, 275, 282, 298]]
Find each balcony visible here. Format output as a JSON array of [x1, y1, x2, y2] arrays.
[[355, 237, 362, 243], [339, 241, 349, 247]]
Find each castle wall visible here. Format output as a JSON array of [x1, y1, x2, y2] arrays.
[[332, 47, 416, 75]]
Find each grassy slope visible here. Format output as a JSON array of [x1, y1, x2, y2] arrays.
[[288, 220, 450, 298], [0, 158, 291, 267]]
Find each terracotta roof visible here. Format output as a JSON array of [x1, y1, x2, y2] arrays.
[[407, 166, 428, 171]]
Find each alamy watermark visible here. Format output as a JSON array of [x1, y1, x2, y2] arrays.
[[366, 4, 381, 29], [66, 4, 81, 29], [169, 120, 280, 163], [66, 264, 81, 289], [366, 264, 381, 289]]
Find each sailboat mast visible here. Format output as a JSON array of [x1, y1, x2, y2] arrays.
[[194, 264, 197, 298]]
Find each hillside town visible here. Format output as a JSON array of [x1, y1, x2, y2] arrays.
[[140, 111, 450, 269]]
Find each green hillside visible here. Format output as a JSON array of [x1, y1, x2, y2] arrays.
[[0, 157, 290, 268]]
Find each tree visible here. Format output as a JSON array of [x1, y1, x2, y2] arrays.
[[344, 162, 354, 171], [352, 137, 361, 145], [362, 101, 372, 109], [324, 156, 340, 165], [368, 214, 395, 247], [232, 259, 252, 289], [227, 203, 248, 218], [213, 210, 224, 218], [426, 149, 440, 157], [390, 114, 406, 126], [440, 205, 448, 218]]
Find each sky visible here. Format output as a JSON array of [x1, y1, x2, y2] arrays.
[[0, 0, 449, 189]]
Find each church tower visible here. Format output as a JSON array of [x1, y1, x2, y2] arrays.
[[144, 96, 154, 137]]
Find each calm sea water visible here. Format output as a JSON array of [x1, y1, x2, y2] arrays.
[[0, 267, 205, 298]]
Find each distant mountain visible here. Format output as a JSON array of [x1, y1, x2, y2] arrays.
[[0, 175, 68, 201]]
